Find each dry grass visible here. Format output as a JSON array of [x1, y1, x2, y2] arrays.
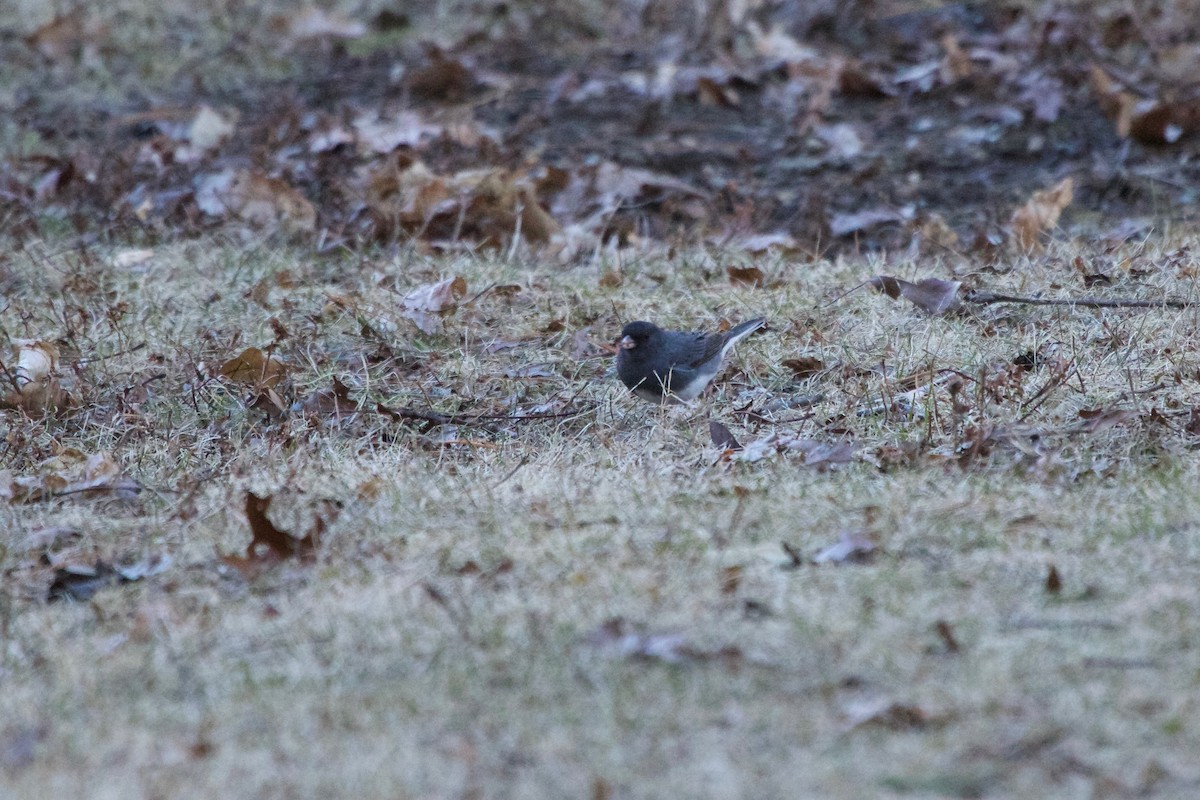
[[3, 231, 1200, 799], [5, 0, 1200, 796]]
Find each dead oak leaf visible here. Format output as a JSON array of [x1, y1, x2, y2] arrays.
[[218, 347, 289, 413], [870, 275, 962, 315], [218, 347, 287, 389], [402, 276, 467, 334], [709, 420, 742, 451], [1009, 177, 1074, 252], [222, 492, 337, 578], [298, 376, 360, 420]]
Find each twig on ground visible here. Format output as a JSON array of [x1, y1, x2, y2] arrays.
[[964, 290, 1194, 310]]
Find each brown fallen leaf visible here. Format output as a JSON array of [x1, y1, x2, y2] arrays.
[[720, 565, 743, 595], [1046, 564, 1062, 594], [1073, 408, 1138, 433], [402, 276, 467, 334], [782, 356, 824, 380], [870, 275, 962, 315], [939, 33, 972, 83], [1009, 177, 1074, 252], [218, 347, 288, 389], [709, 420, 742, 451], [696, 76, 740, 107], [218, 347, 290, 414], [222, 492, 335, 578], [1089, 65, 1200, 144], [1, 339, 64, 411], [843, 697, 936, 730], [1, 450, 140, 504], [727, 265, 766, 287], [298, 376, 360, 421], [409, 48, 475, 101], [935, 620, 960, 653]]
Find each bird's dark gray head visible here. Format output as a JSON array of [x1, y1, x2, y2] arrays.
[[619, 321, 659, 351]]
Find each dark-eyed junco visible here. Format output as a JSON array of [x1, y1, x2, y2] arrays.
[[616, 318, 766, 403]]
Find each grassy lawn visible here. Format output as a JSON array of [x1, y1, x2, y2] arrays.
[[4, 237, 1200, 798]]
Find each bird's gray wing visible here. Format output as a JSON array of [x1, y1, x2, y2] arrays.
[[647, 330, 715, 371], [682, 330, 732, 369]]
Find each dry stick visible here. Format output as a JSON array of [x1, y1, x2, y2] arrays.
[[964, 290, 1194, 310]]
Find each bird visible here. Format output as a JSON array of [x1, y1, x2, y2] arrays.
[[616, 317, 766, 403]]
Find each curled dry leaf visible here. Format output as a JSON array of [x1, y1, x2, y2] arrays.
[[870, 275, 962, 315], [709, 420, 742, 451], [402, 276, 467, 334], [1, 339, 63, 412], [1009, 177, 1073, 252]]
